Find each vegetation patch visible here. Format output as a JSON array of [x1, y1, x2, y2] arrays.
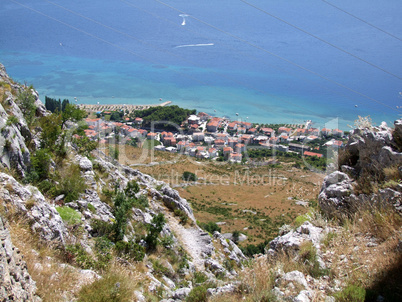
[[333, 284, 366, 302], [77, 270, 136, 302], [56, 206, 82, 225]]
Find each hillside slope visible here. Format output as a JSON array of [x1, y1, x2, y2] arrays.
[[0, 64, 401, 302]]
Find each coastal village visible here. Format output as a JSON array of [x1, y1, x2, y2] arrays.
[[80, 105, 346, 164]]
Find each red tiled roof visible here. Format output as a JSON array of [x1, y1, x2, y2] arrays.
[[304, 151, 323, 158], [230, 152, 242, 158]]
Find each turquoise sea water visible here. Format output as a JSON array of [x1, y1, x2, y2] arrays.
[[1, 0, 402, 130]]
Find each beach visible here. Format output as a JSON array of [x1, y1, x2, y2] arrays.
[[79, 101, 172, 113]]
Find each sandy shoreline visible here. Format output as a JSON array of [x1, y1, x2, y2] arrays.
[[79, 101, 172, 112]]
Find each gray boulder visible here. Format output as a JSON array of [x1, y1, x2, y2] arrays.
[[282, 271, 309, 288], [268, 221, 325, 254], [318, 171, 354, 217], [78, 155, 93, 171]]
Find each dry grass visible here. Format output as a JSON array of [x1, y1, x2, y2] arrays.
[[77, 261, 143, 302], [7, 217, 81, 301], [383, 165, 400, 182], [119, 149, 324, 246], [209, 256, 276, 302], [322, 207, 402, 299]]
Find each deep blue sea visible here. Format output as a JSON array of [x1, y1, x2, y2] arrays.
[[1, 0, 402, 130]]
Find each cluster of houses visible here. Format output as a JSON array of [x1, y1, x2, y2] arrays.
[[80, 112, 346, 163]]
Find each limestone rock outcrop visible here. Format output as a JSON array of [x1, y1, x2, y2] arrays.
[[319, 120, 402, 218], [0, 173, 70, 245], [268, 221, 326, 255], [0, 63, 47, 177], [0, 217, 41, 301]]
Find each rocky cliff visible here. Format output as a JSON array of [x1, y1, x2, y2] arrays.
[[0, 63, 46, 178], [319, 119, 402, 219]]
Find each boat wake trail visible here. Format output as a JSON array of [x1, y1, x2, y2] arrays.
[[174, 43, 214, 48]]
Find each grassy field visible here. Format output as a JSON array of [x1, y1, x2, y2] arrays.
[[118, 145, 325, 246]]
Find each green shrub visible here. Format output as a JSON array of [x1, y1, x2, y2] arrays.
[[115, 240, 145, 262], [298, 241, 330, 278], [294, 215, 309, 227], [112, 192, 135, 242], [72, 136, 98, 157], [145, 213, 166, 251], [94, 236, 113, 270], [333, 284, 366, 302], [132, 194, 149, 210], [150, 259, 171, 277], [198, 221, 221, 234], [90, 219, 114, 238], [182, 171, 197, 182], [30, 149, 51, 181], [77, 271, 134, 302], [125, 180, 140, 198], [87, 203, 96, 213], [241, 241, 268, 257], [55, 165, 87, 203], [193, 272, 208, 284], [17, 89, 36, 127], [39, 113, 62, 149], [65, 244, 95, 269], [6, 115, 19, 126], [160, 234, 175, 249], [174, 209, 188, 225], [56, 206, 82, 225], [186, 286, 207, 302], [232, 230, 240, 244], [36, 179, 56, 194]]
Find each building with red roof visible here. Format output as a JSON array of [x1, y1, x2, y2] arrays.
[[214, 139, 225, 148], [147, 132, 157, 139], [207, 120, 219, 132], [229, 152, 242, 163], [303, 151, 323, 158], [262, 127, 275, 136]]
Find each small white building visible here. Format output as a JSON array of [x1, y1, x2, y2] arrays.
[[192, 132, 205, 142], [188, 115, 201, 125], [154, 145, 166, 151], [165, 146, 177, 153]]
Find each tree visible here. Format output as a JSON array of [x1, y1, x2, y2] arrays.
[[40, 113, 62, 149], [182, 171, 197, 182], [45, 96, 61, 112], [61, 104, 87, 129], [30, 149, 51, 181], [145, 213, 166, 250], [18, 89, 36, 126]]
